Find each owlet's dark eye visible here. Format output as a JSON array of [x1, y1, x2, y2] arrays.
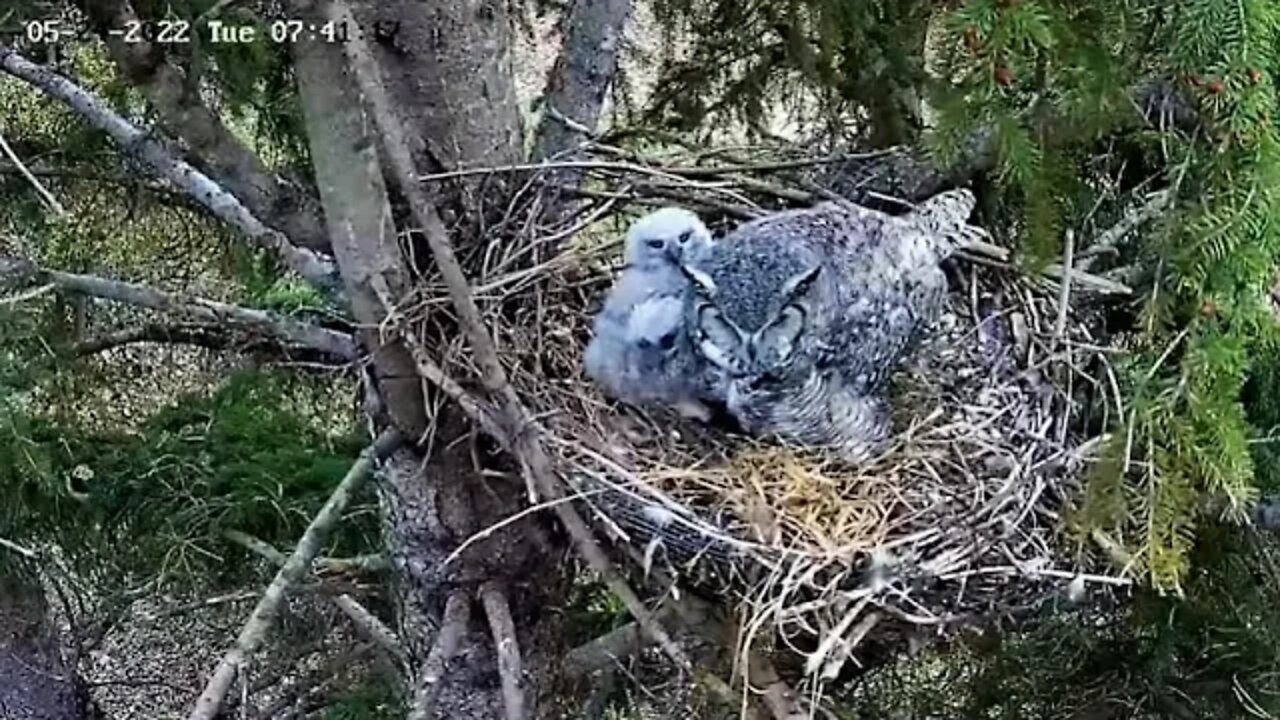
[[658, 331, 677, 350], [645, 238, 665, 249], [678, 229, 693, 244]]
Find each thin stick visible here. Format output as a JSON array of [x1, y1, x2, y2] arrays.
[[1053, 228, 1075, 344], [186, 429, 402, 720], [440, 488, 607, 569], [479, 582, 528, 720], [410, 590, 472, 720], [332, 594, 408, 669], [0, 130, 66, 216], [0, 536, 37, 559]]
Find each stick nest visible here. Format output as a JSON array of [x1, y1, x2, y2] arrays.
[[416, 144, 1127, 679]]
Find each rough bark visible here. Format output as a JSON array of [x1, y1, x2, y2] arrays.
[[532, 0, 632, 163], [290, 4, 569, 718], [0, 563, 96, 720], [291, 1, 427, 439], [347, 0, 523, 176], [75, 0, 332, 254]]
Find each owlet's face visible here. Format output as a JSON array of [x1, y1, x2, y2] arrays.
[[624, 207, 713, 270]]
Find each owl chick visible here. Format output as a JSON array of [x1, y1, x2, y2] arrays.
[[684, 190, 986, 462], [583, 207, 718, 419]]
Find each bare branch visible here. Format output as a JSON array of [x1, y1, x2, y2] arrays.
[[0, 45, 339, 292], [0, 257, 355, 360], [409, 590, 473, 720], [0, 129, 66, 216], [73, 321, 351, 364], [330, 0, 695, 679], [479, 582, 527, 720], [1078, 190, 1174, 271], [78, 0, 331, 254], [332, 594, 409, 670], [186, 429, 402, 720]]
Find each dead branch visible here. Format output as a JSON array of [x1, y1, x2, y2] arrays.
[[331, 594, 408, 669], [186, 429, 402, 720], [0, 45, 338, 291], [0, 257, 355, 360], [563, 604, 683, 681], [479, 582, 528, 720], [0, 129, 66, 216], [1078, 190, 1174, 271], [331, 0, 696, 685], [73, 321, 351, 364], [410, 590, 473, 720], [220, 529, 406, 669]]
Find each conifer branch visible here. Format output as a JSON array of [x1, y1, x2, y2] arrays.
[[77, 0, 332, 254]]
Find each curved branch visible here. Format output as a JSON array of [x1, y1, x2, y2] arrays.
[[0, 45, 340, 292]]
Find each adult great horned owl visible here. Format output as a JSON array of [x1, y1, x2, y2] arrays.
[[684, 189, 986, 461], [583, 207, 719, 419]]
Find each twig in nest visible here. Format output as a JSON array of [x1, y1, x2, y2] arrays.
[[186, 429, 402, 720], [1053, 229, 1075, 344], [1078, 190, 1172, 271], [410, 590, 472, 720], [480, 582, 528, 720], [331, 0, 696, 681]]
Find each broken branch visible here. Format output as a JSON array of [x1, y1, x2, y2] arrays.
[[480, 582, 527, 720], [409, 590, 473, 720]]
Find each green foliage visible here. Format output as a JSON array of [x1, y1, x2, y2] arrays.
[[0, 369, 368, 585], [646, 0, 934, 144], [321, 677, 402, 720]]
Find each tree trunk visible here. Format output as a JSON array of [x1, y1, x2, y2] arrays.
[[291, 3, 573, 717], [0, 563, 96, 720], [348, 0, 523, 177], [76, 0, 332, 253]]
